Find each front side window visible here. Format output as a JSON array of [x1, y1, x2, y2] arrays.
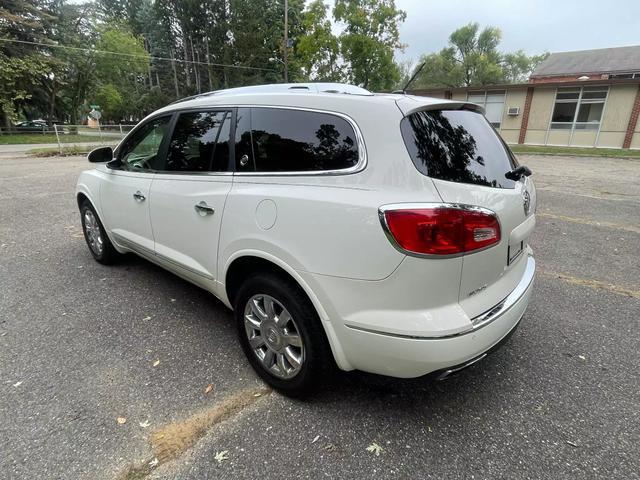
[[235, 108, 359, 172], [165, 110, 231, 172], [551, 87, 607, 131], [400, 109, 517, 189], [119, 116, 171, 171]]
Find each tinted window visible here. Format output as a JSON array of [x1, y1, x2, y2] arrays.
[[165, 111, 231, 172], [234, 108, 254, 170], [120, 116, 171, 171], [236, 108, 359, 172], [400, 109, 517, 189]]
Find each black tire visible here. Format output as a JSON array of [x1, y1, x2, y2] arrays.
[[234, 272, 335, 397], [79, 200, 119, 265]]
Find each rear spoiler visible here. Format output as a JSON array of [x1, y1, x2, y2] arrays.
[[395, 95, 484, 116]]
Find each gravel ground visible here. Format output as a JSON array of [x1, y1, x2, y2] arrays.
[[1, 153, 638, 480]]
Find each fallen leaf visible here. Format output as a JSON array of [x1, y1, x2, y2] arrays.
[[214, 450, 229, 463], [139, 420, 151, 428], [253, 392, 262, 397], [13, 381, 22, 387], [204, 384, 214, 394], [311, 435, 320, 444], [153, 359, 160, 367], [366, 442, 383, 456], [116, 417, 127, 424]]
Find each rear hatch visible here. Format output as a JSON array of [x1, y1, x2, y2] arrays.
[[397, 97, 536, 319]]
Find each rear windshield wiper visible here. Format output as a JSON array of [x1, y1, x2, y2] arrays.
[[505, 165, 532, 181]]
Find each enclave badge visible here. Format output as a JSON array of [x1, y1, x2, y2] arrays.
[[522, 190, 531, 216]]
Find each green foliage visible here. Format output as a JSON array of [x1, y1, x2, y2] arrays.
[[414, 22, 548, 88], [94, 83, 123, 120], [0, 54, 51, 125], [333, 0, 406, 90], [295, 0, 342, 82], [95, 26, 148, 84]]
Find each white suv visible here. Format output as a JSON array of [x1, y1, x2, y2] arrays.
[[77, 83, 536, 396]]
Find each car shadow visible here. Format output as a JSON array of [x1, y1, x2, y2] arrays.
[[112, 251, 526, 409]]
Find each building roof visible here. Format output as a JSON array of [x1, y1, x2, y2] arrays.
[[408, 77, 640, 96], [531, 45, 640, 77]]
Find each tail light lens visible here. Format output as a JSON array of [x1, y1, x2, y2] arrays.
[[381, 206, 500, 255]]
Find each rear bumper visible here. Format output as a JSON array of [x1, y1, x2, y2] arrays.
[[310, 253, 535, 378]]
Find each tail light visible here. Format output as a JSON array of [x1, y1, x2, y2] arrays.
[[380, 205, 500, 256]]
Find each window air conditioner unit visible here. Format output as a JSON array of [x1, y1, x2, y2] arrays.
[[507, 107, 520, 116]]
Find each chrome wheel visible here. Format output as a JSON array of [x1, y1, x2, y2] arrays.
[[83, 209, 104, 256], [244, 294, 304, 379]]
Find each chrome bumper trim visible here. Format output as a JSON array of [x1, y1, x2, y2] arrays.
[[345, 254, 535, 340]]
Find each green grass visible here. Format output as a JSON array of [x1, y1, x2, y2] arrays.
[[28, 145, 95, 157], [510, 144, 640, 158], [0, 133, 105, 144]]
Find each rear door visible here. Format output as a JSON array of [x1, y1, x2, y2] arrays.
[[399, 106, 536, 318], [149, 109, 233, 285]]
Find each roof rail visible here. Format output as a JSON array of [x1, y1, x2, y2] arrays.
[[168, 83, 372, 105]]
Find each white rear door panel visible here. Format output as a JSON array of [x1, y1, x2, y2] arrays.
[[149, 174, 232, 282]]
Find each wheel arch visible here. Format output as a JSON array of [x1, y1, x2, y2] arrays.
[[223, 251, 352, 371]]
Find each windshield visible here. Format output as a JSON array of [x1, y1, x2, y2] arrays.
[[400, 109, 518, 189]]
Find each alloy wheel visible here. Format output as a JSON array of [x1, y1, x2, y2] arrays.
[[243, 294, 305, 379]]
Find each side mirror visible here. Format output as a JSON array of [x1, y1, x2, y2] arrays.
[[87, 146, 113, 163]]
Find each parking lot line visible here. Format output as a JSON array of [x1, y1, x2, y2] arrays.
[[539, 269, 640, 299], [537, 212, 640, 234]]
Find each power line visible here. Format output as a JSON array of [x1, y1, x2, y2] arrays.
[[0, 37, 277, 72]]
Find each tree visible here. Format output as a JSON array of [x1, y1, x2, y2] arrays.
[[414, 23, 548, 89], [93, 25, 149, 120], [502, 50, 549, 83], [295, 0, 342, 82], [333, 0, 406, 90], [0, 0, 57, 128]]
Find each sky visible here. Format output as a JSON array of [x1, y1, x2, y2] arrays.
[[324, 0, 640, 64]]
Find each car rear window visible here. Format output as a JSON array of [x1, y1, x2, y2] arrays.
[[400, 109, 517, 189]]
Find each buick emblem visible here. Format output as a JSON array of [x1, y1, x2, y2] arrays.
[[522, 190, 531, 216]]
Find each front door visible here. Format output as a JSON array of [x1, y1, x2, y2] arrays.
[[149, 110, 233, 284], [100, 115, 172, 254]]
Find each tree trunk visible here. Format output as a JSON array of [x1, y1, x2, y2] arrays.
[[171, 50, 180, 99], [183, 41, 192, 88], [205, 37, 213, 91]]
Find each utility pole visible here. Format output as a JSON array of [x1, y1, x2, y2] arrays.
[[283, 0, 288, 83]]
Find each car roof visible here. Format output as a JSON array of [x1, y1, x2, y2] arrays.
[[152, 83, 478, 119]]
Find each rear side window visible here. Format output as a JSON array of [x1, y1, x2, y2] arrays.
[[400, 109, 517, 189], [235, 107, 359, 172], [165, 111, 231, 172]]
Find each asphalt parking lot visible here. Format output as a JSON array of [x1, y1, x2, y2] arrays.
[[1, 152, 639, 479]]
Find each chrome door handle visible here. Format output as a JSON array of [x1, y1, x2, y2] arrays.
[[133, 191, 146, 202], [194, 201, 215, 216]]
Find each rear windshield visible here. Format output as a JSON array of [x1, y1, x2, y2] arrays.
[[400, 109, 517, 189]]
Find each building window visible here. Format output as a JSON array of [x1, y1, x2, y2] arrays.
[[609, 72, 640, 79], [550, 86, 607, 131], [467, 90, 506, 129]]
